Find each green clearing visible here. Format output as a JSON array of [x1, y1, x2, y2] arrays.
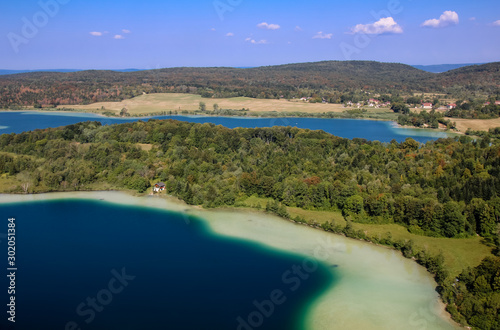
[[241, 195, 493, 277]]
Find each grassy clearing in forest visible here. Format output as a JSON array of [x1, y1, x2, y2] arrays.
[[58, 93, 387, 115], [241, 195, 493, 277]]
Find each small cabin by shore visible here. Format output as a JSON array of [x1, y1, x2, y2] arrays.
[[154, 182, 166, 192]]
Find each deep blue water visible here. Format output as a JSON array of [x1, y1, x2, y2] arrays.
[[0, 111, 451, 143], [0, 200, 334, 330]]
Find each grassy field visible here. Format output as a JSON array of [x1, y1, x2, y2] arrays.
[[453, 117, 500, 132], [0, 174, 20, 192], [59, 93, 364, 115], [242, 195, 492, 277]]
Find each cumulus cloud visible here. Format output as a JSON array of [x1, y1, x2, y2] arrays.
[[352, 17, 403, 34], [122, 29, 131, 34], [89, 31, 103, 36], [422, 11, 459, 28], [226, 32, 234, 37], [493, 20, 500, 26], [312, 31, 333, 39], [245, 38, 268, 44], [257, 22, 280, 30], [114, 35, 125, 39]]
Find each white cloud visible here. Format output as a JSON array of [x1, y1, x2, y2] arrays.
[[493, 20, 500, 26], [257, 22, 280, 30], [226, 32, 234, 37], [89, 31, 103, 36], [295, 26, 302, 32], [245, 38, 268, 44], [352, 17, 403, 34], [469, 17, 476, 21], [122, 29, 131, 34], [114, 35, 125, 39], [422, 11, 459, 28], [312, 31, 333, 39], [211, 28, 216, 31]]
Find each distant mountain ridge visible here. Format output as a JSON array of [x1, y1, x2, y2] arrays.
[[0, 62, 492, 75], [0, 69, 142, 76], [0, 60, 499, 107]]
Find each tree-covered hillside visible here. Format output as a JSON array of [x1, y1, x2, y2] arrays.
[[1, 119, 500, 327], [1, 61, 498, 108]]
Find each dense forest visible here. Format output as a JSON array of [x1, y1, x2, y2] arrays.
[[1, 61, 499, 108], [1, 120, 499, 238], [1, 119, 500, 327]]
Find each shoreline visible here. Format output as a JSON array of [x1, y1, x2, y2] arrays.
[[392, 121, 461, 136], [0, 191, 461, 329]]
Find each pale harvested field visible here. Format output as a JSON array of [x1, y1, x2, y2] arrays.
[[59, 93, 348, 114], [452, 117, 500, 132]]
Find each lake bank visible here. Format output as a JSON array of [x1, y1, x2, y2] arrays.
[[0, 191, 461, 329]]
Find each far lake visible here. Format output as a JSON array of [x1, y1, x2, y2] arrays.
[[0, 111, 452, 143]]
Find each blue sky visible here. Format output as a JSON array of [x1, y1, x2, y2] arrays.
[[1, 0, 499, 69]]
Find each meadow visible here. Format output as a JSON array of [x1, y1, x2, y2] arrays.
[[61, 93, 361, 114], [243, 196, 493, 277]]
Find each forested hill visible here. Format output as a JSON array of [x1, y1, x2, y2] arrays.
[[0, 61, 499, 107], [1, 119, 500, 327]]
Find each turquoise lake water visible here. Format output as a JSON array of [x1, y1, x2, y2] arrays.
[[0, 200, 334, 330], [0, 111, 451, 143]]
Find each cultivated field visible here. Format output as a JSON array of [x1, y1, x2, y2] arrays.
[[452, 117, 500, 132], [60, 93, 349, 114]]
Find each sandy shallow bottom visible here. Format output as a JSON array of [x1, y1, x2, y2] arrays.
[[0, 191, 461, 329]]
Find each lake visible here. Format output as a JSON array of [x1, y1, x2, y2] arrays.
[[0, 198, 333, 330], [0, 111, 451, 143], [0, 192, 459, 330]]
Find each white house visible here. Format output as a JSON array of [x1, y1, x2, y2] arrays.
[[153, 182, 166, 192]]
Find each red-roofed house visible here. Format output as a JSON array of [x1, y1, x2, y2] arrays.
[[154, 182, 166, 192], [422, 103, 433, 109]]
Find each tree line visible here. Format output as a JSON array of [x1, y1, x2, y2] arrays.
[[1, 61, 499, 108]]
